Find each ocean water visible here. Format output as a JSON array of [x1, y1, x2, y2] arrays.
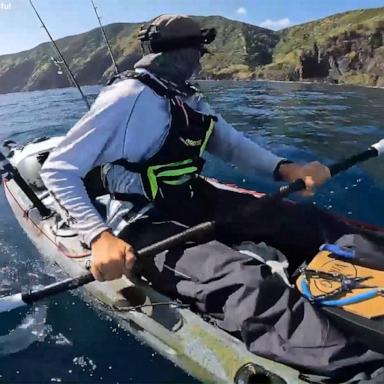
[[0, 80, 384, 383]]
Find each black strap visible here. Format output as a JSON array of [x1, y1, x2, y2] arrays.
[[83, 166, 108, 200], [83, 166, 150, 209], [111, 192, 149, 206], [107, 70, 174, 97], [107, 70, 196, 98]]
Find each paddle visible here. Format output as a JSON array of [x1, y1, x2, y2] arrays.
[[1, 139, 383, 313], [0, 221, 215, 313], [267, 139, 384, 201]]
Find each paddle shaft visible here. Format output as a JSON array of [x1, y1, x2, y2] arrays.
[[268, 140, 384, 201], [21, 221, 215, 305]]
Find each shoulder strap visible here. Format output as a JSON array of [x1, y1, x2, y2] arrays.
[[107, 70, 196, 99], [107, 70, 175, 98]]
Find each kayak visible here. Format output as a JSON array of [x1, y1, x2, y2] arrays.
[[4, 136, 384, 383], [1, 136, 304, 383]]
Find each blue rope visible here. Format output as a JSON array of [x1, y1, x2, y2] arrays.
[[300, 278, 381, 307]]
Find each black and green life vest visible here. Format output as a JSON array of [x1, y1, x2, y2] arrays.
[[110, 71, 217, 203]]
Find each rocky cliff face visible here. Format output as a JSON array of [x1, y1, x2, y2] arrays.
[[293, 27, 384, 86], [267, 8, 384, 86], [0, 8, 383, 93], [317, 29, 384, 86]]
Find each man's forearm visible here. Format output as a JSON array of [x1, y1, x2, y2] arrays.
[[41, 165, 110, 247]]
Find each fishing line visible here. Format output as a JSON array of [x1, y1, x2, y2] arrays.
[[90, 0, 120, 75], [28, 0, 91, 110]]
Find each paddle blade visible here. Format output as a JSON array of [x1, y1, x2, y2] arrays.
[[0, 293, 26, 313]]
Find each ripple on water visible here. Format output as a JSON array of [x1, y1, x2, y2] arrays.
[[0, 306, 48, 357]]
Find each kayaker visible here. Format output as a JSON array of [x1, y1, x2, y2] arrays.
[[41, 14, 330, 281], [41, 15, 384, 381]]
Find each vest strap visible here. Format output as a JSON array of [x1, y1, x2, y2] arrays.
[[108, 70, 196, 98]]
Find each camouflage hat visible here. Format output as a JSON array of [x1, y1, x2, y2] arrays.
[[138, 14, 216, 53]]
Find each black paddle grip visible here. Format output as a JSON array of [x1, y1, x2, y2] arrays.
[[266, 178, 306, 202], [265, 147, 379, 202]]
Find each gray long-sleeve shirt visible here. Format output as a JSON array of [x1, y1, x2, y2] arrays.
[[41, 70, 284, 246]]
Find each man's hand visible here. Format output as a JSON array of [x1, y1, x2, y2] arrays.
[[90, 230, 136, 281], [278, 161, 331, 196]]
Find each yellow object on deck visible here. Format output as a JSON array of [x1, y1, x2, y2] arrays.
[[296, 251, 384, 319]]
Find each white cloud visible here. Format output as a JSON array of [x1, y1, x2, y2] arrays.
[[260, 18, 291, 30], [236, 7, 247, 15]]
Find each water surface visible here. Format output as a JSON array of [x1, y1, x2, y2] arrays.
[[0, 80, 384, 383]]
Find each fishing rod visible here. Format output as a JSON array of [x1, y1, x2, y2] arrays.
[[28, 0, 91, 110], [90, 0, 120, 75]]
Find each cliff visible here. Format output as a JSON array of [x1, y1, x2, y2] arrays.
[[262, 8, 384, 86]]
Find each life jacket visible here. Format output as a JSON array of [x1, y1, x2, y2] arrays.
[[109, 71, 217, 205]]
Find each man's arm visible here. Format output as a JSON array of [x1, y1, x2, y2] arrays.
[[41, 83, 140, 246], [192, 96, 285, 175], [41, 80, 171, 281], [195, 96, 330, 189], [207, 114, 285, 176]]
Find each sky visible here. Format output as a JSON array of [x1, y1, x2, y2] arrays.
[[0, 0, 383, 56]]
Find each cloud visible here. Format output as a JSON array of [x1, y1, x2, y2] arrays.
[[260, 18, 291, 30], [236, 7, 247, 15]]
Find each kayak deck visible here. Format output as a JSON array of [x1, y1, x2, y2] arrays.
[[3, 177, 304, 384]]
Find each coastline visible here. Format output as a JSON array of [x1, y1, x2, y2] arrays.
[[1, 77, 383, 97], [198, 77, 384, 90]]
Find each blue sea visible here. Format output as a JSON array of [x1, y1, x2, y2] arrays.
[[0, 81, 384, 383]]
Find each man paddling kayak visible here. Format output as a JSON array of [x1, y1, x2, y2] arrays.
[[40, 15, 384, 382], [41, 14, 330, 281]]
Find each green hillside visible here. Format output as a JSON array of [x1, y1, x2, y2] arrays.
[[195, 16, 279, 79], [0, 16, 277, 94], [0, 8, 383, 93], [0, 22, 142, 93]]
